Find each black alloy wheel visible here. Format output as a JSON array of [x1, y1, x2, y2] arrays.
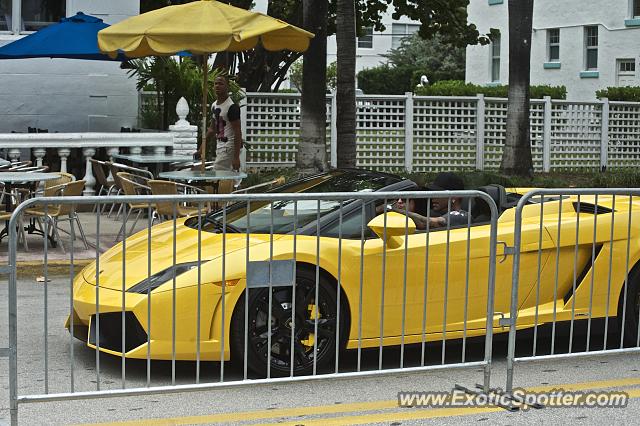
[[231, 269, 346, 377]]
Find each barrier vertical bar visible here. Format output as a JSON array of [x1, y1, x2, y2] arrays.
[[420, 201, 431, 367], [506, 195, 526, 393], [482, 195, 498, 392], [475, 94, 485, 171], [404, 92, 414, 173], [357, 202, 365, 372], [43, 204, 49, 394], [9, 211, 19, 425]]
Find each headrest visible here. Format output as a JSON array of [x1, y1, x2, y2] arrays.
[[477, 184, 507, 212]]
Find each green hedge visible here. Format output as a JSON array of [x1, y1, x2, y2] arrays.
[[414, 80, 567, 99], [596, 86, 640, 102], [357, 65, 423, 95]]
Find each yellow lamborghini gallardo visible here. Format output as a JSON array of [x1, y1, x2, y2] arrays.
[[68, 169, 640, 376]]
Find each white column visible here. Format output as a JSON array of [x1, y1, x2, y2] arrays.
[[404, 92, 414, 173], [475, 94, 486, 171], [57, 148, 71, 173], [600, 97, 609, 172], [33, 148, 46, 167], [82, 148, 97, 196], [129, 146, 143, 155], [153, 146, 166, 155], [106, 147, 119, 180], [543, 96, 552, 173], [8, 148, 21, 163]]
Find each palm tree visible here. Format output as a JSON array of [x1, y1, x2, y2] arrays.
[[335, 0, 357, 168], [297, 0, 328, 175], [501, 0, 534, 176]]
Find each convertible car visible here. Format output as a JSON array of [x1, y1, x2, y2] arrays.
[[67, 169, 640, 376]]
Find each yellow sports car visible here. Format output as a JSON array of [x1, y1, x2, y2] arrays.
[[68, 169, 640, 376]]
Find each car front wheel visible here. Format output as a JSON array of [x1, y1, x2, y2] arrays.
[[231, 268, 346, 377]]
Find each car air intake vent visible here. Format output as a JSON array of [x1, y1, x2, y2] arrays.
[[572, 202, 613, 215]]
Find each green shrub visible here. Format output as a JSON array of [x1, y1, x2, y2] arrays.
[[596, 86, 640, 102], [415, 80, 567, 99], [357, 65, 424, 95]]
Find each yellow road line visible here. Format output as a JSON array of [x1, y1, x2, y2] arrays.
[[249, 386, 640, 426], [79, 377, 640, 426]]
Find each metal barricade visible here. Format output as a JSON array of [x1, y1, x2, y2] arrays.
[[505, 188, 640, 401], [6, 188, 499, 425]]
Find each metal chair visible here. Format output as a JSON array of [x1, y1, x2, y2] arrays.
[[148, 180, 206, 221], [89, 159, 115, 213], [107, 162, 154, 218], [23, 180, 88, 254], [115, 172, 153, 240]]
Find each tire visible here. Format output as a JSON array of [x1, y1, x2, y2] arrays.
[[618, 265, 640, 348], [230, 268, 347, 377]]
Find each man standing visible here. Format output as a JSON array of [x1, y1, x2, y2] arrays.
[[206, 75, 243, 172]]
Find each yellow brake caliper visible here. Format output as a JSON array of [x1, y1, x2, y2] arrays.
[[301, 303, 318, 348]]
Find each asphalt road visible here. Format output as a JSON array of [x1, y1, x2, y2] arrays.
[[1, 275, 640, 425]]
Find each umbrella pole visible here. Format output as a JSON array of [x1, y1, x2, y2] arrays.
[[201, 54, 208, 172]]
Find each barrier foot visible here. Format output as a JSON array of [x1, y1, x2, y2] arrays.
[[472, 383, 545, 411], [454, 384, 520, 412]]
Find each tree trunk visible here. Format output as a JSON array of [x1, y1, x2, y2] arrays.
[[296, 0, 328, 175], [336, 0, 357, 168], [501, 0, 534, 176]]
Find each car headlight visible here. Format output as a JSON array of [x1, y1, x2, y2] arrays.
[[127, 262, 200, 294]]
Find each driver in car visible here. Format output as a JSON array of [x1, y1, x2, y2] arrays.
[[380, 172, 469, 230]]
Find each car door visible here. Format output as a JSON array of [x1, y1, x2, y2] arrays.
[[358, 211, 555, 340]]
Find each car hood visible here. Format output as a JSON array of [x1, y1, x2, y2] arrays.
[[81, 219, 283, 291]]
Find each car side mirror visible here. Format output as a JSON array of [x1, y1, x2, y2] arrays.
[[367, 212, 415, 249]]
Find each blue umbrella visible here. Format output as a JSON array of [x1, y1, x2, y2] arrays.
[[0, 12, 128, 60]]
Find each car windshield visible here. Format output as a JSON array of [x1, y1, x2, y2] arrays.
[[185, 170, 402, 234]]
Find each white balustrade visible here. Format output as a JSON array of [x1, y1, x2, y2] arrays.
[[82, 148, 97, 196], [57, 148, 71, 173], [33, 148, 46, 167]]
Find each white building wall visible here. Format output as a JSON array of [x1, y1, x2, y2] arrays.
[[253, 0, 419, 89], [0, 0, 139, 133], [326, 15, 420, 76], [466, 0, 640, 100]]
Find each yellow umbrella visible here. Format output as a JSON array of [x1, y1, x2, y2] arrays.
[[98, 0, 313, 168]]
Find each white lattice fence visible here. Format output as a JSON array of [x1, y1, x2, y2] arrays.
[[245, 93, 300, 170], [354, 96, 406, 170], [137, 92, 640, 172], [483, 99, 507, 170], [550, 101, 602, 171], [412, 97, 477, 172], [608, 102, 640, 169], [482, 99, 545, 172]]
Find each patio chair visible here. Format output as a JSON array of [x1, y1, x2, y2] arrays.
[[148, 180, 205, 221], [107, 162, 154, 218], [23, 180, 88, 254], [90, 159, 115, 213], [115, 172, 153, 240]]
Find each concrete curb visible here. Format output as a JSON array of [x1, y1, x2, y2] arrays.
[[2, 259, 93, 278]]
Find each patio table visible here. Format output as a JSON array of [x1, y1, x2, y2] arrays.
[[0, 172, 60, 243], [158, 170, 247, 183], [159, 170, 247, 198]]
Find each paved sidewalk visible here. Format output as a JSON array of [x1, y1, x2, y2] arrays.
[[0, 211, 150, 272]]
